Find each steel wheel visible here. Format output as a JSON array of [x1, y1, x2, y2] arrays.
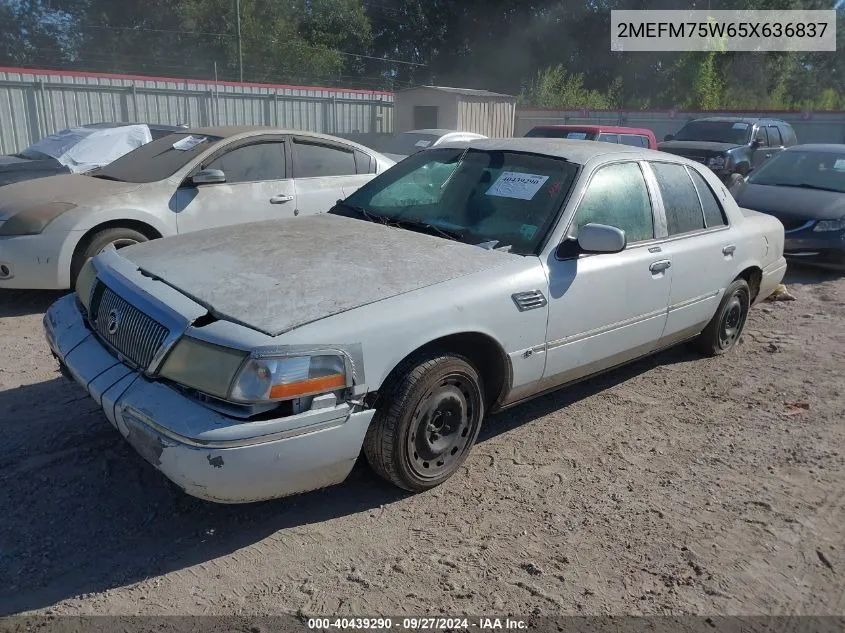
[[364, 353, 485, 492], [718, 291, 748, 350], [406, 372, 481, 482]]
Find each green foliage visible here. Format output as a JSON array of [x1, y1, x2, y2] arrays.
[[519, 65, 616, 110], [3, 0, 843, 109]]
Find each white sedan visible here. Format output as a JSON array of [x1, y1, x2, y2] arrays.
[[0, 127, 394, 289]]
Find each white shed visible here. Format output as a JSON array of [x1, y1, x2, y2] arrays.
[[394, 86, 516, 138]]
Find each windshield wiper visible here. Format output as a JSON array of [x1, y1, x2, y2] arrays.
[[394, 218, 464, 242], [89, 173, 124, 182], [333, 200, 394, 225], [771, 182, 842, 193]]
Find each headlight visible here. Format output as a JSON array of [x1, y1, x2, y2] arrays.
[[0, 202, 77, 236], [813, 218, 845, 232], [75, 258, 97, 312], [159, 338, 248, 399], [707, 156, 727, 169], [230, 353, 349, 403]]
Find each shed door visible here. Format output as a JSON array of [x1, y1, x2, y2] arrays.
[[414, 105, 439, 129]]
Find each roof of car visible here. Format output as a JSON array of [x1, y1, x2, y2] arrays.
[[691, 116, 790, 124], [437, 137, 644, 163], [529, 125, 655, 136], [784, 143, 845, 152], [404, 129, 487, 137], [82, 122, 185, 131]]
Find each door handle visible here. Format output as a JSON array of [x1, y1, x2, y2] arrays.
[[649, 260, 671, 274], [270, 194, 294, 204], [722, 244, 736, 256]]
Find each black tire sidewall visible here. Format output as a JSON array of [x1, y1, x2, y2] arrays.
[[381, 355, 484, 491], [71, 228, 148, 286], [708, 279, 751, 355]]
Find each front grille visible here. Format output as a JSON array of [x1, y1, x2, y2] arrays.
[[91, 283, 169, 370]]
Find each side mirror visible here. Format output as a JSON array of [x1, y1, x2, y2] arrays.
[[191, 169, 226, 185], [577, 223, 627, 254], [664, 134, 675, 142]]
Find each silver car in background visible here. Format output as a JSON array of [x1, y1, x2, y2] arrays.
[[378, 129, 487, 161], [44, 139, 786, 503], [0, 127, 393, 289]]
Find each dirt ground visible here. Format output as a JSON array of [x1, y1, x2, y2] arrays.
[[1, 267, 843, 618]]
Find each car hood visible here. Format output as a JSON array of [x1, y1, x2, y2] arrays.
[[0, 174, 142, 222], [118, 214, 516, 337], [734, 183, 845, 221], [0, 155, 69, 187], [658, 140, 741, 154]]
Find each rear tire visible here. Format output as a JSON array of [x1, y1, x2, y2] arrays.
[[363, 352, 484, 492], [694, 278, 750, 357], [70, 227, 149, 287]]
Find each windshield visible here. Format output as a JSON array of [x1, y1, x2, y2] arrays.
[[19, 127, 99, 160], [337, 147, 579, 255], [673, 121, 752, 145], [526, 128, 597, 140], [379, 133, 442, 156], [92, 133, 223, 183], [748, 150, 845, 194]]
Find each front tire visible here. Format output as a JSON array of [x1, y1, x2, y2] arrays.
[[363, 352, 484, 492], [694, 278, 750, 356], [70, 227, 149, 287]]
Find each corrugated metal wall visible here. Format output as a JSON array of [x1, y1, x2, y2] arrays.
[[458, 98, 516, 138], [515, 108, 845, 144], [0, 67, 394, 154]]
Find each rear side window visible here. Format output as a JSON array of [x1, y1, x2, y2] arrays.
[[767, 125, 783, 147], [205, 141, 286, 183], [650, 162, 706, 235], [293, 140, 357, 178], [354, 150, 375, 175], [571, 162, 654, 243], [779, 124, 797, 146], [597, 133, 620, 144], [688, 169, 728, 227], [620, 135, 648, 148]]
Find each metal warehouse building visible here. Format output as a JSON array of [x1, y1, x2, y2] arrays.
[[394, 86, 516, 138]]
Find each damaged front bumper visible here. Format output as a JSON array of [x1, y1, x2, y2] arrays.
[[43, 293, 375, 504]]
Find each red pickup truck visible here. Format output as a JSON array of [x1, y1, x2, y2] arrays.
[[525, 125, 658, 150]]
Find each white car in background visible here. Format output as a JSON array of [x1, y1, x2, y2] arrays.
[[378, 129, 488, 161], [0, 127, 394, 289]]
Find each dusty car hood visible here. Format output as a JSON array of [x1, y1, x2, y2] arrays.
[[118, 214, 516, 336], [0, 155, 69, 187], [734, 183, 845, 221], [658, 140, 740, 153], [0, 173, 141, 221]]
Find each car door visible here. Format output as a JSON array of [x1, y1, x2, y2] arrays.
[[751, 126, 772, 170], [291, 137, 374, 214], [765, 125, 785, 160], [541, 160, 672, 389], [644, 161, 736, 346], [175, 136, 294, 233]]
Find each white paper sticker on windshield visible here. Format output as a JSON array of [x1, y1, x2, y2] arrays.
[[566, 132, 588, 140], [833, 158, 845, 171], [732, 123, 749, 130], [415, 140, 432, 148], [172, 135, 207, 151], [486, 172, 549, 200]]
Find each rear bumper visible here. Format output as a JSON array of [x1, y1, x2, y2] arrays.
[[757, 256, 788, 304], [43, 293, 375, 504]]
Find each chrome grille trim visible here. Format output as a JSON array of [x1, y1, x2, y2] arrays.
[[512, 290, 548, 312], [92, 283, 169, 370]]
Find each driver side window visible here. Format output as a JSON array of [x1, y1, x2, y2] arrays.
[[204, 141, 286, 183], [570, 162, 654, 244]]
